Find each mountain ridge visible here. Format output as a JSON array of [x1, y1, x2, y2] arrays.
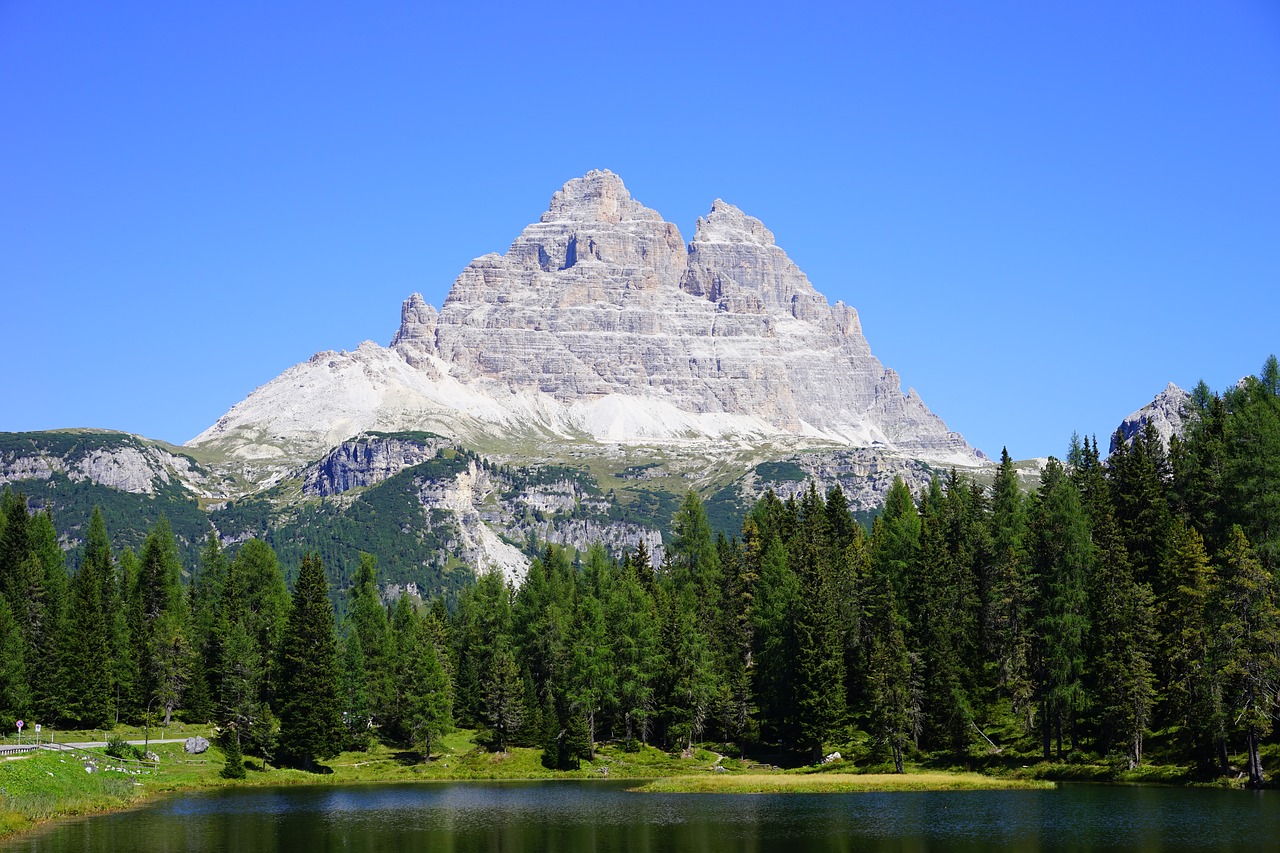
[[190, 170, 982, 488]]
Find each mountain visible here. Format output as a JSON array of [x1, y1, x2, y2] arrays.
[[0, 430, 214, 562], [3, 171, 992, 594], [190, 170, 981, 488], [1110, 382, 1193, 454]]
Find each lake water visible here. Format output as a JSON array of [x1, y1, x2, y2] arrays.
[[8, 780, 1278, 852]]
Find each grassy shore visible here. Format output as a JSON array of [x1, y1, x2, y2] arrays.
[[0, 729, 735, 840], [629, 771, 1056, 794], [4, 726, 1234, 842]]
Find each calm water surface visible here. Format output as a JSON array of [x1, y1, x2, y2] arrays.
[[7, 781, 1278, 852]]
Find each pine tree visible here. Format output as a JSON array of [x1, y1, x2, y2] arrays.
[[217, 617, 265, 756], [985, 449, 1034, 727], [0, 598, 30, 724], [482, 637, 523, 752], [220, 728, 246, 780], [1211, 527, 1279, 788], [348, 553, 393, 728], [0, 492, 47, 720], [1108, 422, 1174, 595], [135, 517, 191, 727], [751, 533, 798, 747], [1172, 382, 1229, 550], [402, 615, 453, 760], [186, 534, 228, 724], [1222, 360, 1280, 570], [793, 484, 846, 759], [567, 590, 614, 759], [867, 571, 913, 773], [541, 690, 563, 770], [276, 554, 342, 770], [29, 511, 68, 721], [667, 590, 716, 753], [608, 557, 660, 746], [339, 630, 372, 750], [1161, 521, 1217, 764], [1087, 508, 1155, 767], [1032, 460, 1092, 760], [65, 508, 113, 727], [115, 548, 141, 720], [913, 475, 977, 757], [669, 491, 722, 600], [228, 540, 290, 707]]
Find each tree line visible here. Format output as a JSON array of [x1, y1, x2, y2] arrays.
[[0, 357, 1276, 784]]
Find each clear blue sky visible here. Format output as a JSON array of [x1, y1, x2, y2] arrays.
[[2, 1, 1277, 461]]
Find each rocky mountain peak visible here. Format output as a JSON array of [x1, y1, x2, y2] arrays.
[[541, 169, 661, 224], [1111, 382, 1193, 454], [193, 170, 983, 476], [389, 292, 437, 349], [693, 200, 777, 247]]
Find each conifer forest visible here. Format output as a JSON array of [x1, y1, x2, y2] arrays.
[[1, 359, 1277, 786]]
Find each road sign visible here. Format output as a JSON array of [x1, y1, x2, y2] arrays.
[[15, 720, 22, 731], [34, 724, 40, 733]]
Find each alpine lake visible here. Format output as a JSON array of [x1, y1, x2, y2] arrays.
[[5, 779, 1277, 852]]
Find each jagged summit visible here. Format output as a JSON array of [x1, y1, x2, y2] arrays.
[[693, 200, 777, 246], [1111, 382, 1193, 454], [542, 169, 659, 224], [190, 171, 983, 481]]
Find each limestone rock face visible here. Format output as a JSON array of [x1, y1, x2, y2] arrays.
[[190, 170, 983, 481], [303, 433, 447, 498], [1111, 382, 1193, 454], [0, 433, 223, 498]]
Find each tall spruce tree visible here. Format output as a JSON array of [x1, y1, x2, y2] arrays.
[[567, 590, 614, 760], [1087, 507, 1155, 767], [348, 553, 393, 727], [134, 517, 191, 727], [186, 533, 229, 725], [401, 611, 452, 759], [792, 484, 846, 758], [339, 630, 372, 750], [28, 511, 68, 721], [228, 540, 290, 708], [1223, 359, 1280, 570], [750, 532, 798, 747], [607, 558, 660, 746], [1211, 527, 1279, 788], [866, 567, 913, 774], [65, 508, 114, 727], [0, 598, 30, 725], [276, 554, 342, 770], [986, 449, 1034, 727], [1032, 460, 1092, 760], [482, 636, 523, 752], [217, 617, 264, 759], [1161, 521, 1217, 765]]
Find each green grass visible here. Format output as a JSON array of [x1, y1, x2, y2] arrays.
[[0, 728, 739, 841], [0, 750, 145, 836], [630, 770, 1056, 794], [5, 727, 1224, 843]]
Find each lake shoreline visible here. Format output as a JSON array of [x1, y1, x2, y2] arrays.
[[0, 733, 1261, 846]]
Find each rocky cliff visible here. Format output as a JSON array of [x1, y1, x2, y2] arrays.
[[190, 170, 983, 484], [1110, 382, 1193, 454]]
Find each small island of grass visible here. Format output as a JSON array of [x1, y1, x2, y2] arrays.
[[628, 771, 1055, 794]]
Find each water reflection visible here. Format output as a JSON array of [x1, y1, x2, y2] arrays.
[[6, 781, 1276, 852]]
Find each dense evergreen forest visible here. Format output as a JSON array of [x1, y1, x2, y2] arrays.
[[0, 358, 1277, 785]]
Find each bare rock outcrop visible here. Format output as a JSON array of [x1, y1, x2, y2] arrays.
[[1110, 382, 1193, 454], [189, 170, 984, 485]]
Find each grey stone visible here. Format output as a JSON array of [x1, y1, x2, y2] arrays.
[[1111, 382, 1193, 455], [189, 171, 984, 486]]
